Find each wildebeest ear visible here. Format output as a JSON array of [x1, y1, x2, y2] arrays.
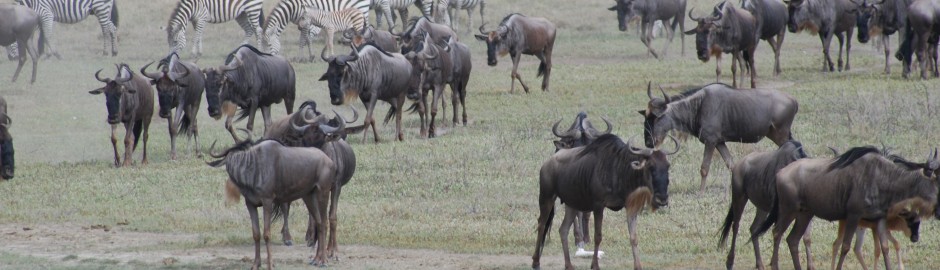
[[608, 6, 617, 11], [474, 34, 487, 41], [318, 72, 329, 81], [683, 29, 697, 35], [637, 110, 646, 116], [89, 88, 104, 95], [553, 141, 569, 150]]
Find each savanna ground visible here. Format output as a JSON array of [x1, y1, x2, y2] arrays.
[[1, 0, 939, 269]]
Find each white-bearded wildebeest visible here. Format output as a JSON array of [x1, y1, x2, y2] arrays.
[[0, 96, 14, 180], [0, 3, 44, 84], [753, 146, 940, 270], [319, 44, 412, 142], [475, 13, 555, 93], [719, 140, 811, 270], [141, 53, 206, 160], [609, 0, 687, 59], [899, 0, 940, 79], [342, 25, 400, 52], [642, 83, 799, 193], [88, 64, 154, 168], [854, 0, 912, 74], [685, 3, 759, 88], [406, 33, 471, 138], [209, 139, 337, 268], [785, 0, 859, 72], [741, 0, 788, 76], [532, 134, 676, 270], [207, 45, 296, 142], [397, 16, 457, 54]]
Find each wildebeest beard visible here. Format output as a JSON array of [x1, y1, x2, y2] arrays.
[[0, 139, 13, 179], [203, 71, 222, 119], [157, 88, 178, 118]]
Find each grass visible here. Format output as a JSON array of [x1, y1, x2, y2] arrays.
[[1, 0, 939, 269]]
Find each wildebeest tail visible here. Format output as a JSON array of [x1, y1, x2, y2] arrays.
[[751, 196, 778, 243], [236, 107, 250, 122], [111, 0, 119, 28], [407, 102, 420, 114], [535, 204, 555, 256], [271, 201, 286, 222], [718, 204, 735, 248], [383, 105, 397, 125], [224, 180, 241, 205], [179, 115, 193, 137], [537, 62, 546, 78], [132, 119, 143, 151]]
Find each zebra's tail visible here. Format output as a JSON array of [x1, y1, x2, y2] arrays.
[[111, 0, 119, 28], [37, 21, 46, 56]]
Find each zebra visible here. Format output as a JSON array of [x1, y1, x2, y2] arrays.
[[165, 0, 264, 58], [9, 0, 118, 59], [299, 7, 365, 57], [434, 0, 484, 33], [262, 0, 371, 60], [371, 0, 432, 31]]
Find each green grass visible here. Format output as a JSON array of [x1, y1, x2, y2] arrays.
[[1, 0, 939, 269]]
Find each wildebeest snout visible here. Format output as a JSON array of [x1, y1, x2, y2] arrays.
[[331, 97, 343, 106], [107, 116, 120, 124], [653, 195, 668, 208]]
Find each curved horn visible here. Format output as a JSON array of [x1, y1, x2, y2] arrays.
[[646, 81, 654, 99], [319, 123, 340, 135], [599, 117, 612, 135], [140, 61, 163, 80], [626, 135, 654, 156], [551, 119, 579, 138], [347, 43, 360, 62], [219, 56, 242, 72], [291, 118, 310, 132], [115, 65, 132, 83], [330, 109, 346, 131], [343, 106, 359, 123], [663, 134, 681, 155], [421, 36, 439, 60], [320, 45, 336, 62], [169, 62, 191, 81], [659, 85, 670, 102], [478, 23, 488, 35], [713, 8, 723, 21], [94, 69, 110, 82], [688, 8, 702, 21], [208, 140, 225, 158]]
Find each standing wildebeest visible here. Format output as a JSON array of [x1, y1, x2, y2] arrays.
[[642, 83, 799, 192], [475, 13, 555, 93], [141, 53, 205, 160], [742, 0, 788, 76], [609, 0, 687, 59], [785, 0, 859, 72], [0, 96, 14, 180], [397, 16, 457, 54], [88, 64, 154, 167], [342, 25, 400, 52], [320, 44, 412, 142], [532, 134, 675, 270], [0, 4, 44, 84], [210, 139, 337, 268], [685, 2, 759, 88], [754, 146, 940, 270], [830, 201, 924, 270], [207, 45, 296, 142], [406, 34, 471, 137], [855, 0, 911, 74], [900, 0, 940, 79]]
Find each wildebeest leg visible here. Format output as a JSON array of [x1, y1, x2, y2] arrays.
[[223, 102, 240, 142], [730, 53, 739, 88], [531, 193, 557, 269], [820, 31, 835, 72], [11, 39, 27, 83], [280, 202, 293, 246], [511, 52, 530, 93], [122, 122, 136, 167], [874, 220, 893, 270], [430, 85, 444, 138], [835, 32, 847, 72], [641, 21, 660, 59], [883, 35, 892, 74], [394, 96, 406, 141], [836, 218, 861, 270], [536, 49, 553, 92], [845, 28, 853, 71], [831, 222, 848, 270], [246, 203, 262, 270], [803, 221, 815, 270], [260, 203, 275, 270], [715, 55, 723, 84], [723, 176, 750, 269], [169, 109, 181, 160], [661, 18, 675, 58], [769, 210, 797, 270], [746, 49, 757, 88], [749, 210, 769, 270], [626, 209, 642, 270], [190, 108, 202, 158], [327, 185, 342, 260], [854, 228, 870, 270], [21, 34, 39, 84], [786, 214, 812, 270], [110, 124, 120, 167], [260, 106, 273, 135], [363, 94, 380, 143], [769, 33, 784, 76], [141, 118, 150, 165], [417, 89, 429, 138], [558, 206, 576, 270], [699, 144, 717, 193], [716, 143, 735, 171]]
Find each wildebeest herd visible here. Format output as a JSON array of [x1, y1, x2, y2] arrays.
[[1, 0, 940, 269]]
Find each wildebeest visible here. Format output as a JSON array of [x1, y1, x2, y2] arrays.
[[319, 44, 412, 142], [785, 0, 859, 72], [0, 96, 14, 180], [685, 2, 759, 88], [397, 16, 457, 54], [0, 3, 44, 84], [719, 140, 810, 270], [753, 146, 940, 270], [210, 138, 337, 268], [899, 0, 940, 79], [741, 0, 788, 76], [830, 201, 924, 270], [141, 53, 206, 160], [342, 25, 400, 52], [475, 13, 555, 93], [855, 0, 912, 74], [88, 64, 154, 167], [609, 0, 687, 59], [207, 45, 296, 142], [406, 34, 471, 137], [641, 83, 799, 192], [532, 134, 676, 270]]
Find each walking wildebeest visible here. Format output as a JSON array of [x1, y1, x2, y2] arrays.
[[785, 0, 859, 72], [342, 25, 400, 52], [207, 45, 296, 142], [210, 138, 337, 268], [475, 13, 555, 93], [141, 53, 206, 159], [88, 64, 154, 167], [532, 134, 676, 270], [398, 16, 458, 54], [642, 83, 798, 192], [830, 201, 924, 270], [719, 140, 809, 270], [609, 0, 687, 59], [319, 44, 412, 142], [406, 34, 471, 138], [855, 0, 911, 74], [900, 0, 940, 79], [753, 146, 940, 270], [742, 0, 788, 76], [685, 3, 759, 88], [0, 4, 44, 84], [0, 96, 14, 180]]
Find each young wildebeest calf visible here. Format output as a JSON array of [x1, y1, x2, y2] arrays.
[[475, 13, 555, 93], [89, 64, 153, 167], [0, 96, 14, 180], [830, 201, 924, 270], [0, 4, 44, 84], [141, 53, 205, 159], [754, 146, 940, 270], [685, 2, 759, 88], [533, 134, 676, 270], [210, 139, 337, 268]]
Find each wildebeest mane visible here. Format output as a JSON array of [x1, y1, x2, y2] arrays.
[[206, 138, 261, 167], [828, 146, 881, 171], [225, 44, 272, 64], [403, 16, 433, 37], [499, 13, 525, 27], [355, 42, 395, 57], [578, 135, 646, 177]]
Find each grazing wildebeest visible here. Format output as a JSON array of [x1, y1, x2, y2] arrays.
[[900, 0, 940, 79], [741, 0, 788, 76], [88, 64, 154, 167], [753, 146, 940, 270], [719, 140, 812, 270], [208, 45, 296, 142], [210, 138, 337, 268], [397, 16, 457, 54], [609, 0, 687, 59], [685, 3, 759, 88], [475, 13, 555, 93], [319, 44, 412, 142], [0, 96, 14, 180], [855, 0, 911, 74], [642, 83, 798, 192], [342, 25, 400, 52], [830, 201, 924, 270], [0, 4, 44, 84], [141, 53, 206, 160], [785, 0, 859, 72], [532, 134, 676, 270], [406, 34, 471, 137]]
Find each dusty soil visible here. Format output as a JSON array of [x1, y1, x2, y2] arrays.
[[0, 223, 579, 269]]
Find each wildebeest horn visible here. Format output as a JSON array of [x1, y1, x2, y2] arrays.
[[329, 109, 347, 131], [421, 35, 439, 60], [646, 81, 654, 99], [599, 117, 612, 134], [169, 63, 191, 81], [320, 45, 335, 62], [292, 113, 311, 132], [688, 8, 702, 21], [94, 69, 110, 82], [114, 65, 132, 83], [713, 8, 723, 20], [341, 106, 359, 123], [626, 135, 653, 156], [347, 44, 360, 62], [659, 86, 670, 102], [140, 61, 163, 80], [663, 134, 681, 155], [218, 57, 241, 72], [551, 119, 579, 138], [478, 23, 488, 35], [208, 140, 225, 158]]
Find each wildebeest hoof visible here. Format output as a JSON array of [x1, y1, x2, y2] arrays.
[[283, 240, 293, 246]]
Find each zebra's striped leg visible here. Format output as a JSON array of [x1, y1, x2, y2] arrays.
[[192, 20, 206, 58], [38, 13, 61, 60], [479, 1, 486, 31], [93, 5, 118, 56], [465, 7, 472, 34]]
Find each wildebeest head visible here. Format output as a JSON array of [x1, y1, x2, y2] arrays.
[[0, 112, 13, 180], [638, 82, 672, 148], [292, 106, 358, 148], [684, 6, 724, 62], [141, 56, 191, 119], [89, 64, 136, 125], [852, 0, 878, 43], [318, 45, 361, 105], [475, 23, 510, 66], [608, 0, 637, 32], [784, 0, 818, 33], [202, 68, 223, 119], [404, 32, 443, 100], [625, 135, 679, 208], [551, 111, 612, 150]]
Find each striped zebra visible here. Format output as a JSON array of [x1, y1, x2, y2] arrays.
[[299, 7, 365, 57], [371, 0, 431, 31], [262, 0, 371, 59], [434, 0, 484, 33], [165, 0, 264, 58], [10, 0, 118, 59]]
